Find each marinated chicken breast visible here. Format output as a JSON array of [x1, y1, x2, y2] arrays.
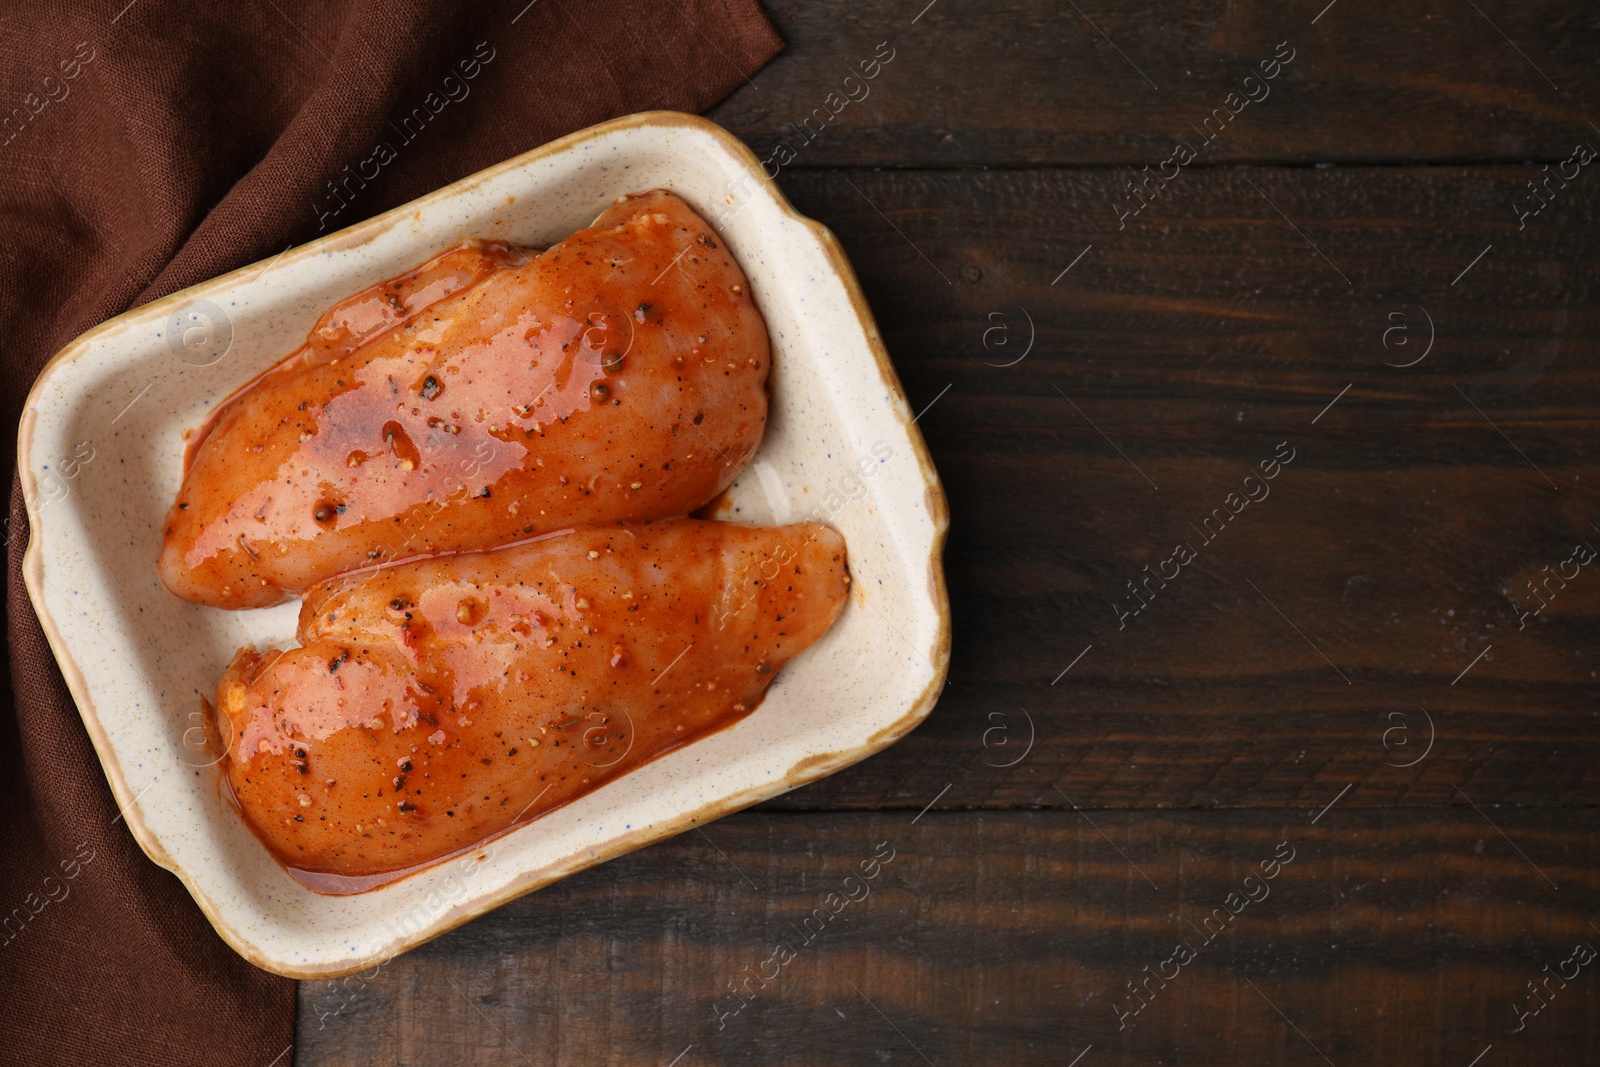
[[213, 519, 848, 889], [163, 190, 769, 608]]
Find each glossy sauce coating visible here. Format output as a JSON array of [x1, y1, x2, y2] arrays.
[[213, 519, 848, 890], [162, 190, 769, 608]]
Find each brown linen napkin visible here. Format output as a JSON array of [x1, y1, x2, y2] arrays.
[[0, 2, 781, 1064]]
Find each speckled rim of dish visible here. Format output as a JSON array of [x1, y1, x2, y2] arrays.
[[19, 111, 951, 978]]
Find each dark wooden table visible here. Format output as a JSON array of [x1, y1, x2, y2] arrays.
[[298, 2, 1600, 1062]]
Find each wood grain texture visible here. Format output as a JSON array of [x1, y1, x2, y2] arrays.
[[294, 2, 1600, 1060], [705, 0, 1600, 166], [295, 809, 1600, 1066], [724, 165, 1600, 813]]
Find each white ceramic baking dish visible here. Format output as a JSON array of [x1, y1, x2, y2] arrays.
[[19, 111, 949, 978]]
